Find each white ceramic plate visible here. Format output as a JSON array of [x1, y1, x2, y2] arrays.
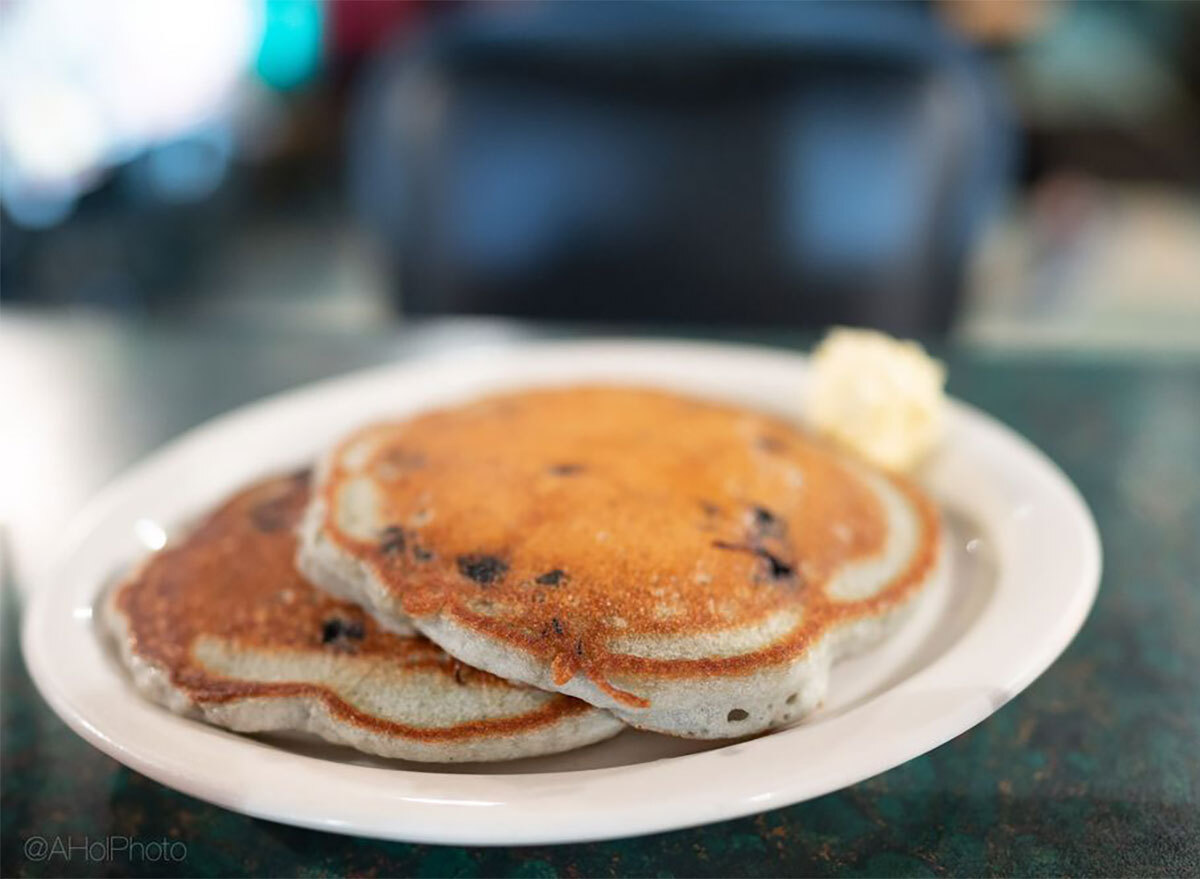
[[22, 340, 1100, 845]]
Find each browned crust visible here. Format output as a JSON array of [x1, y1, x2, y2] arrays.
[[317, 386, 942, 707], [113, 471, 593, 740]]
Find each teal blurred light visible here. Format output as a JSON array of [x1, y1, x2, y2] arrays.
[[255, 0, 322, 90]]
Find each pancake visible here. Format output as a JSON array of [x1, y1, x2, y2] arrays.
[[106, 471, 623, 762], [300, 386, 945, 738]]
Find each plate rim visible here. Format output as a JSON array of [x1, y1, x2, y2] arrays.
[[21, 338, 1102, 845]]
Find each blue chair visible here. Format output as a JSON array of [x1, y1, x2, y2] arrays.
[[349, 0, 1013, 332]]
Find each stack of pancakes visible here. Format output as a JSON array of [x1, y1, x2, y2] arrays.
[[108, 386, 943, 762]]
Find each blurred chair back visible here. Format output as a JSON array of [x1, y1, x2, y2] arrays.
[[350, 1, 1012, 332]]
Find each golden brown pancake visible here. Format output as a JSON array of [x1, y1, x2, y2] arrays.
[[301, 386, 944, 737], [106, 471, 623, 761]]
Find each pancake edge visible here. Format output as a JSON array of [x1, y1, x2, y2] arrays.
[[300, 479, 949, 738], [104, 574, 624, 764], [411, 538, 950, 737], [296, 485, 418, 636]]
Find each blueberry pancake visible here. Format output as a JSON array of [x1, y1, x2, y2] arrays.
[[107, 471, 623, 762], [300, 386, 945, 738]]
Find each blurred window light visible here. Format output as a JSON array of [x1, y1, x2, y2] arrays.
[[0, 0, 262, 226], [1, 84, 106, 186]]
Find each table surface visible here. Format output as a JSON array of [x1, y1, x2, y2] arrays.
[[3, 312, 1198, 878]]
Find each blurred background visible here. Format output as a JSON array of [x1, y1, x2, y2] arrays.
[[3, 0, 1198, 348]]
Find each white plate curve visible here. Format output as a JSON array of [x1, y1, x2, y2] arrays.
[[21, 340, 1101, 845]]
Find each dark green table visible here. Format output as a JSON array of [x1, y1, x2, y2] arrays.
[[3, 313, 1198, 878]]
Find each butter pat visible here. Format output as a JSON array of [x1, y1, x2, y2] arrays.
[[807, 328, 946, 472]]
